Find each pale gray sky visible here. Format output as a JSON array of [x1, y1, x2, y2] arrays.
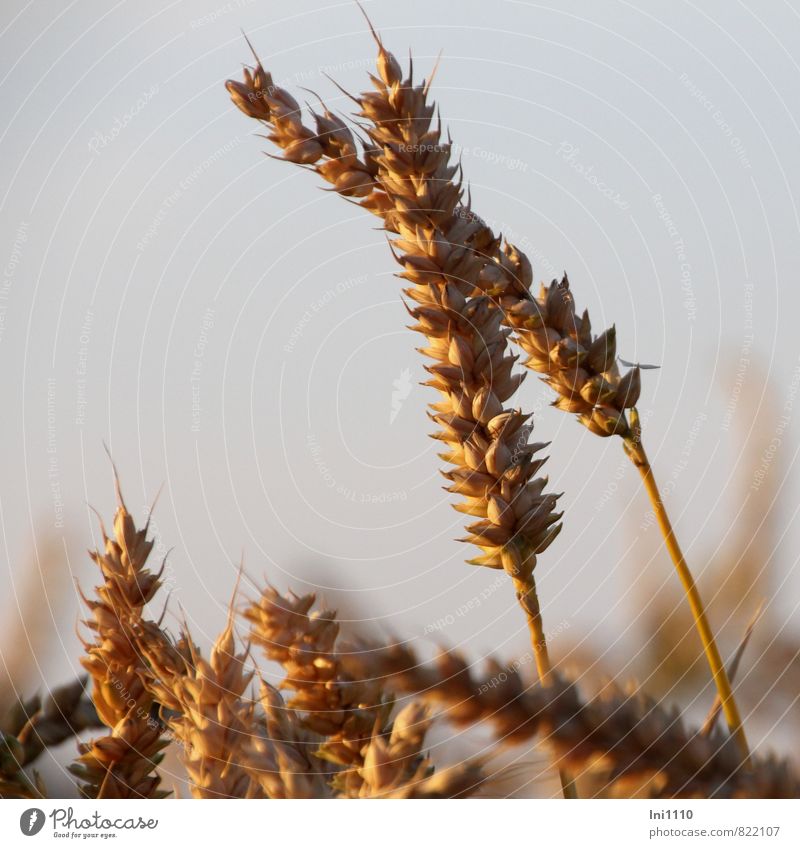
[[1, 0, 799, 759]]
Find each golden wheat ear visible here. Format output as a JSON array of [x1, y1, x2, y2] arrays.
[[139, 608, 259, 799], [71, 475, 173, 799]]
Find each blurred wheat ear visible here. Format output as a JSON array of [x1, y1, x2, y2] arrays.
[[1, 535, 68, 707]]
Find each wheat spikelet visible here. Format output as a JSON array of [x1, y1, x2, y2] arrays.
[[136, 588, 333, 799], [354, 700, 487, 798], [72, 495, 170, 799]]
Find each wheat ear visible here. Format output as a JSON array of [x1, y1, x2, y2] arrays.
[[72, 492, 170, 798], [353, 43, 749, 762], [227, 57, 562, 573], [143, 612, 259, 798]]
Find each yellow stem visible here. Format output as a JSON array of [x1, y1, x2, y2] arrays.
[[511, 571, 578, 798], [624, 428, 751, 767]]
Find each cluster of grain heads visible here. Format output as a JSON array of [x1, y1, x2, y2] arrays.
[[59, 488, 492, 800], [244, 587, 485, 798], [71, 495, 170, 798], [226, 20, 749, 769]]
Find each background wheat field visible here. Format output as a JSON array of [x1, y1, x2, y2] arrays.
[[1, 0, 799, 800]]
